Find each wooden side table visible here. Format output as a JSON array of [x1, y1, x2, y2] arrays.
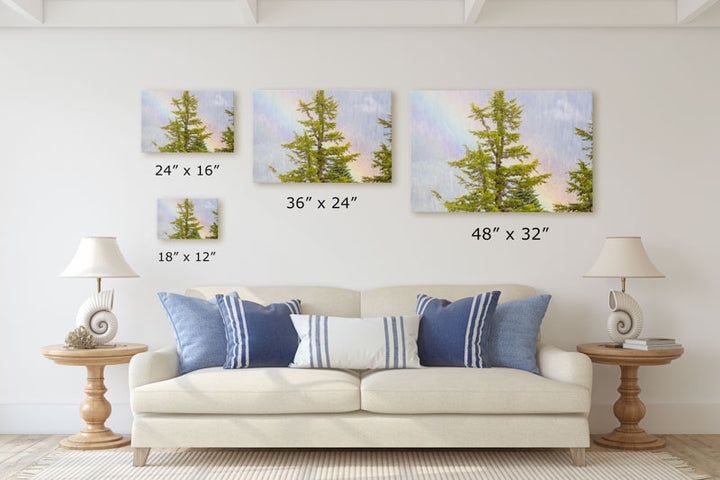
[[577, 342, 683, 450], [41, 343, 148, 450]]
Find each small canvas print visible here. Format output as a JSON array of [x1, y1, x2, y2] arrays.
[[411, 90, 593, 212], [254, 89, 392, 183], [142, 90, 234, 153], [157, 198, 219, 240]]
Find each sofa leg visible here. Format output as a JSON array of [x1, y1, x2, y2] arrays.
[[569, 448, 586, 466], [133, 447, 150, 467]]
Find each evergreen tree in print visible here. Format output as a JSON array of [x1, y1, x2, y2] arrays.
[[362, 115, 393, 183], [504, 158, 551, 212], [156, 91, 212, 152], [433, 90, 550, 212], [217, 108, 235, 153], [207, 209, 219, 239], [554, 122, 594, 212], [168, 199, 203, 239], [277, 90, 359, 183], [431, 146, 495, 211]]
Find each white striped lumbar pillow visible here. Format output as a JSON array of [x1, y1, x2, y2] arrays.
[[290, 314, 421, 370]]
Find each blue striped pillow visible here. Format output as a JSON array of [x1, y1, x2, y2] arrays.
[[289, 314, 421, 369], [216, 295, 301, 368], [416, 291, 501, 367]]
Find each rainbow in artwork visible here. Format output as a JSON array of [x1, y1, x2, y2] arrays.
[[142, 90, 234, 153], [411, 90, 594, 213], [254, 89, 392, 183], [157, 198, 219, 240]]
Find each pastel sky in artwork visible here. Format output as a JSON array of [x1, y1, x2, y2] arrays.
[[253, 89, 391, 182], [142, 90, 234, 152], [157, 198, 218, 240], [411, 90, 593, 212]]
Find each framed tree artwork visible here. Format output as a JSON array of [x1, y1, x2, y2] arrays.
[[142, 90, 234, 153], [157, 198, 219, 240], [254, 89, 392, 183], [411, 90, 593, 213]]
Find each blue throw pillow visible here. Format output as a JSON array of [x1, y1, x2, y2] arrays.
[[216, 295, 301, 368], [486, 295, 551, 374], [157, 292, 228, 375], [416, 291, 500, 367]]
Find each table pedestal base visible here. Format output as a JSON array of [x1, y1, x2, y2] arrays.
[[593, 364, 665, 450], [59, 364, 130, 450], [60, 433, 130, 450], [595, 429, 665, 450]]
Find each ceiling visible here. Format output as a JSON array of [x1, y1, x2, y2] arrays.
[[1, 0, 719, 27]]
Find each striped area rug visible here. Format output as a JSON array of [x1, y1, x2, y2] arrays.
[[13, 449, 710, 480]]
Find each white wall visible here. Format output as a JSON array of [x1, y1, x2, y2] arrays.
[[0, 27, 719, 435]]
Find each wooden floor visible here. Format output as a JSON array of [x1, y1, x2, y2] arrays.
[[0, 434, 718, 479]]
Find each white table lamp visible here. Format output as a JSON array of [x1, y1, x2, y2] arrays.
[[584, 236, 664, 343], [61, 236, 138, 344]]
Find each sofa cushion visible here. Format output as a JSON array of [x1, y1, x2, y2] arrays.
[[157, 292, 227, 375], [360, 367, 590, 414], [216, 295, 301, 369], [290, 314, 421, 369], [416, 292, 500, 368], [132, 367, 360, 414], [487, 295, 551, 374]]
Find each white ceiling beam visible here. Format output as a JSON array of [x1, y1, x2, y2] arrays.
[[35, 0, 258, 27], [1, 0, 43, 24], [677, 0, 720, 23], [259, 0, 461, 26], [238, 0, 257, 24], [2, 0, 718, 28], [475, 0, 676, 26], [464, 0, 487, 24]]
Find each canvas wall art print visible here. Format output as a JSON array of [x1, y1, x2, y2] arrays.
[[411, 90, 593, 213], [254, 89, 392, 183], [158, 198, 219, 240], [142, 90, 234, 153]]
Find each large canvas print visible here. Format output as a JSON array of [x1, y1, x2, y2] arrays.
[[254, 89, 392, 183], [142, 90, 234, 153], [157, 198, 219, 240], [411, 90, 593, 212]]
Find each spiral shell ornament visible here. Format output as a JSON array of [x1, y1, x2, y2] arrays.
[[76, 290, 117, 344], [606, 290, 644, 344]]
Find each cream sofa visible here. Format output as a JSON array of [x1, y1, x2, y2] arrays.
[[129, 285, 592, 467]]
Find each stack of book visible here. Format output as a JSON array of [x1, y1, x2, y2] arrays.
[[623, 338, 682, 350]]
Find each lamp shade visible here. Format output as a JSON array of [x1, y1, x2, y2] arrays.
[[60, 236, 139, 278], [584, 236, 664, 278]]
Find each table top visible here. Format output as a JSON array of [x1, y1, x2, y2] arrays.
[[577, 342, 683, 366], [41, 343, 148, 366]]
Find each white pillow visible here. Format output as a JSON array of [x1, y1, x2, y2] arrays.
[[290, 314, 421, 369]]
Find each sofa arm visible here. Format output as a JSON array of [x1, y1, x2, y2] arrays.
[[129, 345, 179, 390], [536, 343, 593, 392]]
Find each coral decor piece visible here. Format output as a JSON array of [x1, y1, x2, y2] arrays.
[[65, 326, 96, 349]]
